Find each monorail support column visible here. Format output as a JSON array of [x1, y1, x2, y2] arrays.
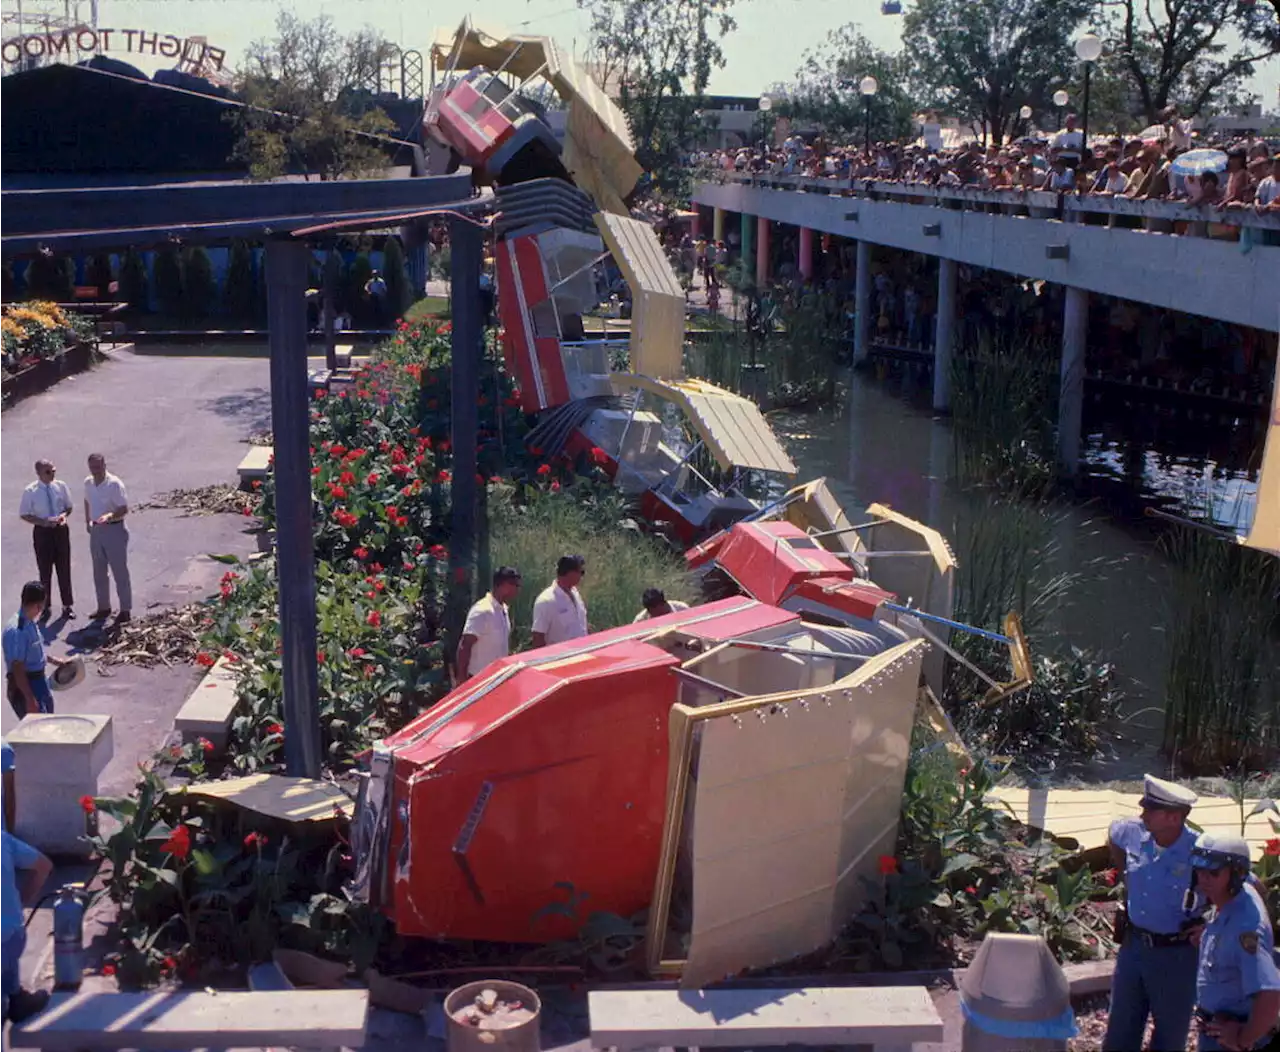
[[756, 216, 771, 287], [740, 212, 754, 273], [798, 226, 814, 282], [691, 207, 701, 239], [853, 240, 871, 365], [1059, 286, 1088, 475], [712, 207, 725, 243], [933, 258, 956, 412], [265, 239, 322, 779]]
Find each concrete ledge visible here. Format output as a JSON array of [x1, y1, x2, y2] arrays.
[[236, 445, 272, 484], [588, 986, 944, 1050], [9, 989, 369, 1049], [173, 656, 239, 749], [1064, 959, 1115, 998]]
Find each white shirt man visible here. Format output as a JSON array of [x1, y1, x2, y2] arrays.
[[19, 468, 73, 524], [19, 460, 76, 619], [457, 568, 521, 683], [1256, 161, 1280, 208], [530, 556, 588, 648], [632, 589, 689, 623], [1053, 120, 1084, 165], [83, 454, 132, 621]]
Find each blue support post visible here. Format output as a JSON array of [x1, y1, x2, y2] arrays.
[[265, 239, 322, 779]]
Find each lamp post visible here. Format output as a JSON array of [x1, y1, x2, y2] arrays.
[[757, 93, 772, 160], [1052, 89, 1069, 132], [1074, 33, 1102, 157], [1019, 104, 1033, 138], [860, 75, 878, 157]]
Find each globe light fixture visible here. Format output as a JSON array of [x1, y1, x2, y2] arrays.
[[1052, 89, 1070, 108], [1074, 32, 1103, 63], [1073, 33, 1103, 152], [859, 76, 878, 155], [1019, 105, 1033, 120], [757, 94, 773, 112]]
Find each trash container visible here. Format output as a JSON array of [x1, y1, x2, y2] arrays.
[[444, 980, 542, 1052], [959, 932, 1078, 1051]]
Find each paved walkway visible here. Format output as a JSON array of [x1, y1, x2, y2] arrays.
[[2, 344, 271, 794]]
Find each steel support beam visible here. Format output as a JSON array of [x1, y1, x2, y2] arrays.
[[1059, 286, 1089, 475], [265, 239, 321, 779]]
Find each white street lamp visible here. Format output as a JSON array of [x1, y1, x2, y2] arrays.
[[757, 94, 773, 112], [1019, 105, 1033, 119], [859, 76, 878, 154], [1052, 89, 1070, 108], [1073, 33, 1103, 148], [859, 75, 879, 97]]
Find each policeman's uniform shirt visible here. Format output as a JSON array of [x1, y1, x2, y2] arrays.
[[460, 592, 510, 679], [1197, 884, 1280, 1018], [1110, 817, 1200, 933], [531, 583, 587, 646]]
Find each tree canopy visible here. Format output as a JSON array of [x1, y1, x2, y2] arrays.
[[783, 25, 918, 144], [580, 0, 737, 202], [902, 0, 1095, 144], [229, 12, 399, 181]]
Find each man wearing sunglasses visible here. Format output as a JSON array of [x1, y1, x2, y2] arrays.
[[1103, 774, 1204, 1051], [1191, 832, 1280, 1051]]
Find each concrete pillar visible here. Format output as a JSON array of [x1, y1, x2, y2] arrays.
[[740, 212, 754, 266], [691, 207, 701, 239], [798, 226, 813, 281], [1059, 286, 1088, 475], [853, 240, 871, 364], [756, 215, 770, 287], [712, 207, 725, 242], [933, 258, 957, 412]]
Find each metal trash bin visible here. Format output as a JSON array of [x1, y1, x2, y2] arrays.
[[960, 933, 1078, 1051], [444, 980, 542, 1052]]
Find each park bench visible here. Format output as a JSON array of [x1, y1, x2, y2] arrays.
[[236, 445, 272, 486], [588, 986, 945, 1052], [9, 988, 369, 1050], [173, 655, 239, 750]]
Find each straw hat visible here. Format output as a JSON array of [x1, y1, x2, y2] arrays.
[[51, 658, 85, 691]]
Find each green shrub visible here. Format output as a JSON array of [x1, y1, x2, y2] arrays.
[[224, 240, 256, 322], [25, 252, 75, 302], [88, 254, 115, 299], [120, 249, 149, 311], [153, 245, 183, 316], [180, 247, 216, 321], [381, 236, 412, 320]]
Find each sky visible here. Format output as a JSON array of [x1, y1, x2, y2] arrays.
[[17, 0, 1280, 110]]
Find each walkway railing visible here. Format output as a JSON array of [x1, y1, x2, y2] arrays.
[[698, 170, 1280, 234]]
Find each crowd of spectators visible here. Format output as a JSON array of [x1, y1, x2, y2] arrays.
[[693, 107, 1280, 229]]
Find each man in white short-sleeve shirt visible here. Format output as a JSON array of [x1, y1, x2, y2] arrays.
[[455, 566, 521, 683], [83, 453, 132, 622], [530, 555, 588, 648], [632, 587, 690, 622]]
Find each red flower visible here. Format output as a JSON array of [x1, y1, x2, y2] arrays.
[[550, 480, 561, 493], [250, 479, 262, 491], [964, 885, 977, 895], [1103, 867, 1119, 886], [162, 956, 177, 970], [391, 463, 411, 478], [366, 610, 382, 628], [80, 795, 96, 814], [267, 723, 283, 736], [536, 463, 552, 477], [439, 440, 451, 453], [1265, 839, 1280, 857], [370, 562, 384, 573], [328, 484, 347, 500], [317, 650, 326, 663], [162, 825, 192, 860], [489, 476, 503, 484], [589, 446, 608, 465], [241, 506, 252, 516], [339, 470, 356, 486], [198, 737, 214, 754], [330, 444, 347, 458], [353, 546, 369, 560], [429, 544, 448, 560], [169, 745, 183, 759], [195, 652, 216, 668], [334, 509, 358, 528], [530, 446, 544, 456], [102, 963, 117, 977], [348, 647, 365, 658], [436, 470, 451, 484], [244, 831, 268, 850], [877, 855, 899, 875], [311, 466, 322, 476], [409, 426, 421, 436], [366, 472, 380, 485]]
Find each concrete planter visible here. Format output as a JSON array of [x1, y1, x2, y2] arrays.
[[1, 339, 99, 407]]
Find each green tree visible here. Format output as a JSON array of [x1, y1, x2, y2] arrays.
[[88, 254, 115, 300], [180, 247, 217, 321], [230, 12, 400, 181], [120, 249, 149, 311], [784, 25, 918, 143], [580, 0, 738, 200], [224, 240, 257, 322], [380, 237, 412, 320], [1103, 0, 1279, 123], [154, 245, 184, 317], [902, 0, 1093, 144]]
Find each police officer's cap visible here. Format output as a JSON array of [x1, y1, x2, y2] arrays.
[[1190, 831, 1252, 870], [1140, 774, 1197, 811]]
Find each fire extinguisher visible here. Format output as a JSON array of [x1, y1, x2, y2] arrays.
[[52, 884, 87, 990]]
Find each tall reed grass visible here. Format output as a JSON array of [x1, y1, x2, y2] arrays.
[[1160, 525, 1280, 771], [490, 486, 695, 649]]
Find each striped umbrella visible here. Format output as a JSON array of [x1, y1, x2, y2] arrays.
[[1170, 149, 1228, 178]]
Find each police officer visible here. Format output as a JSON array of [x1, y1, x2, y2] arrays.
[[1103, 774, 1204, 1051], [1191, 832, 1280, 1051]]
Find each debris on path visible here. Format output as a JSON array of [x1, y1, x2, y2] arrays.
[[93, 605, 214, 670], [138, 485, 260, 517], [244, 430, 274, 447]]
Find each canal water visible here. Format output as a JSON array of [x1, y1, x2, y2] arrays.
[[770, 367, 1268, 780]]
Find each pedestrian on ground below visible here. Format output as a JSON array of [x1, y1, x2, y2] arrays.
[[18, 459, 74, 621], [3, 582, 74, 719], [632, 588, 689, 622], [1, 819, 53, 1023], [83, 453, 131, 622], [530, 555, 588, 648], [455, 566, 521, 684]]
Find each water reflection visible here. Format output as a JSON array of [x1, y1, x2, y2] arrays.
[[770, 370, 1197, 776]]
